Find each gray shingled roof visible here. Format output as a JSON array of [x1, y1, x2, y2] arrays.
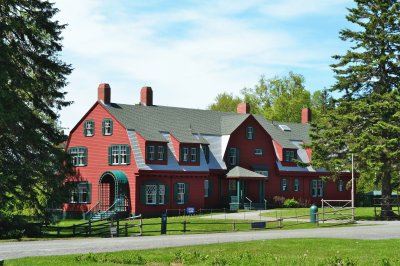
[[226, 166, 267, 179], [104, 102, 310, 148]]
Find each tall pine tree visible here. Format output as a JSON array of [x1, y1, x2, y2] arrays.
[[310, 0, 400, 219], [0, 0, 73, 223]]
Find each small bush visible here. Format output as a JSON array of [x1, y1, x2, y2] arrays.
[[273, 196, 286, 207], [0, 211, 27, 239], [283, 198, 300, 208]]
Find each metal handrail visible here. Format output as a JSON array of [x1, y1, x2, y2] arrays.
[[245, 197, 252, 210], [264, 198, 267, 210], [84, 202, 100, 219]]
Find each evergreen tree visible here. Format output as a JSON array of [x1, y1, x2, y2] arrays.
[[0, 0, 73, 224], [310, 0, 400, 219]]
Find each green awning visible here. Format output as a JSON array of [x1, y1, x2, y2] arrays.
[[101, 170, 128, 185]]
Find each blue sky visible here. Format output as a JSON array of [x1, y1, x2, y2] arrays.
[[54, 0, 354, 133]]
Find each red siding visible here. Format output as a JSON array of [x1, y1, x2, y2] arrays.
[[64, 102, 138, 214]]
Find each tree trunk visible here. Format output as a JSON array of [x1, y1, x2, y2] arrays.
[[380, 168, 397, 220]]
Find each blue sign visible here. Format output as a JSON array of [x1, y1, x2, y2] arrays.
[[186, 207, 195, 215]]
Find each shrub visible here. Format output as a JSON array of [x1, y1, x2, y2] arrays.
[[283, 198, 300, 208], [273, 196, 286, 207], [0, 211, 26, 239]]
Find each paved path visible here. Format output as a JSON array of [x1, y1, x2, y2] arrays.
[[1, 220, 400, 261]]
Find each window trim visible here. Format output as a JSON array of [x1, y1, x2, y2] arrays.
[[229, 147, 237, 166], [283, 149, 297, 162], [109, 144, 130, 165], [190, 147, 197, 162], [254, 148, 263, 156], [294, 178, 300, 192], [69, 147, 87, 166], [69, 182, 91, 204], [204, 179, 209, 198], [182, 147, 189, 162], [177, 183, 185, 204], [102, 118, 113, 136], [84, 120, 95, 137], [338, 179, 344, 192], [246, 126, 254, 140], [147, 145, 155, 160], [311, 179, 324, 197], [281, 178, 288, 191]]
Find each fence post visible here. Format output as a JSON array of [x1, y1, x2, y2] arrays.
[[117, 219, 120, 237], [183, 220, 187, 233], [278, 218, 282, 228], [72, 224, 76, 236], [57, 227, 61, 237], [140, 215, 143, 236], [224, 208, 226, 220], [232, 221, 236, 231], [88, 220, 91, 236], [125, 223, 128, 237]]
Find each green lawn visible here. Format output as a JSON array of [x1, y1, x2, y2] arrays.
[[5, 238, 400, 265]]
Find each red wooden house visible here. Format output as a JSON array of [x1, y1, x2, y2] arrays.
[[64, 83, 351, 219]]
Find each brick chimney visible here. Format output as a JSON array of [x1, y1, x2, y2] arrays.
[[237, 102, 250, 114], [302, 107, 312, 124], [140, 86, 153, 106], [98, 83, 111, 104]]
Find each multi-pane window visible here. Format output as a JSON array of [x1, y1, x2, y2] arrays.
[[69, 147, 87, 166], [108, 145, 130, 165], [229, 147, 237, 166], [158, 185, 165, 204], [246, 126, 254, 140], [158, 146, 165, 160], [338, 179, 344, 192], [311, 180, 324, 197], [70, 182, 91, 203], [102, 118, 113, 136], [254, 148, 263, 156], [146, 185, 157, 205], [182, 147, 189, 162], [147, 145, 155, 160], [284, 150, 296, 162], [202, 145, 210, 163], [294, 178, 300, 192], [190, 147, 197, 162], [177, 183, 185, 204], [281, 178, 288, 191], [84, 120, 94, 136], [204, 180, 209, 198]]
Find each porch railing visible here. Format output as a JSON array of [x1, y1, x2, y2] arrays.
[[84, 202, 100, 220]]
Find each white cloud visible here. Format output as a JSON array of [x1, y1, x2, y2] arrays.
[[53, 0, 349, 132]]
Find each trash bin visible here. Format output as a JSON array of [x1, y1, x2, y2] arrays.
[[310, 204, 318, 223], [161, 213, 167, 234]]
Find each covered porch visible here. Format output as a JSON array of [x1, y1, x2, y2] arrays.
[[226, 166, 268, 210]]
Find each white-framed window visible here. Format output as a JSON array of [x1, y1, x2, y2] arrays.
[[146, 185, 157, 205], [204, 179, 209, 198], [177, 183, 185, 204], [158, 185, 165, 204], [112, 145, 119, 164], [102, 118, 112, 135], [229, 180, 236, 191], [69, 182, 90, 203], [281, 178, 288, 191], [229, 147, 237, 166], [190, 147, 197, 162], [294, 178, 300, 192], [338, 179, 344, 192], [147, 145, 155, 160], [311, 179, 324, 197], [254, 148, 263, 156], [157, 146, 165, 160], [120, 145, 127, 164], [182, 147, 189, 162], [284, 150, 296, 162], [255, 170, 269, 177], [84, 120, 94, 136], [69, 147, 87, 166], [246, 126, 254, 140], [109, 145, 130, 165]]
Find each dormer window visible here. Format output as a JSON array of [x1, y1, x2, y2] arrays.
[[190, 147, 197, 162], [180, 145, 199, 163], [157, 146, 165, 160], [284, 149, 297, 162], [146, 143, 167, 162], [84, 120, 94, 136], [279, 124, 291, 132], [202, 144, 210, 163], [182, 147, 189, 162], [147, 145, 155, 160], [246, 126, 254, 140]]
